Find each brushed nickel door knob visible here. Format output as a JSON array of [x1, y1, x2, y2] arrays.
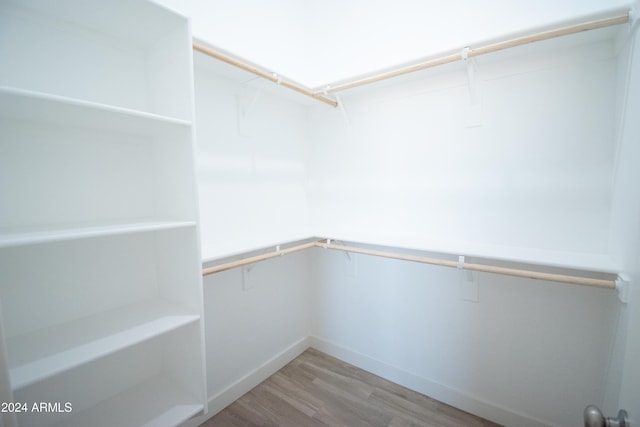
[[584, 405, 629, 427]]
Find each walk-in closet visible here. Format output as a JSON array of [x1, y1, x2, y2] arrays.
[[1, 0, 639, 426]]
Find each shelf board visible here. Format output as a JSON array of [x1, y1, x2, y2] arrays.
[[201, 235, 318, 264], [0, 86, 191, 136], [56, 376, 203, 427], [0, 220, 196, 248], [8, 299, 200, 390], [314, 231, 620, 274]]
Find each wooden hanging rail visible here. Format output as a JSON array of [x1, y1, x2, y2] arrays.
[[316, 240, 616, 289], [202, 238, 617, 290], [192, 41, 338, 108], [193, 11, 628, 106], [202, 240, 321, 276], [318, 11, 630, 94]]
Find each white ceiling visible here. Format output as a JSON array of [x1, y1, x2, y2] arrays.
[[156, 0, 632, 88]]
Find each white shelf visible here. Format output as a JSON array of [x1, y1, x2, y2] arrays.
[[8, 299, 200, 390], [0, 220, 196, 248], [456, 242, 619, 273], [56, 376, 203, 427], [0, 87, 191, 135], [201, 235, 318, 263], [316, 231, 620, 274]]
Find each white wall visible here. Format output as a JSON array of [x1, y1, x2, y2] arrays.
[[202, 250, 311, 413], [307, 34, 617, 265], [192, 57, 313, 418], [306, 34, 624, 427], [194, 58, 311, 261], [310, 248, 619, 426]]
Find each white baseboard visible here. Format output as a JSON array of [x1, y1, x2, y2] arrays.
[[181, 336, 311, 427], [183, 335, 554, 427], [309, 336, 553, 427]]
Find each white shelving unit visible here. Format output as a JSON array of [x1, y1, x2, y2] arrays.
[[7, 299, 200, 390], [56, 376, 205, 427], [0, 1, 207, 426]]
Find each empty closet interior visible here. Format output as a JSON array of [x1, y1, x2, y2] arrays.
[[1, 0, 640, 426]]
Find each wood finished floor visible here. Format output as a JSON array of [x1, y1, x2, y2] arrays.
[[201, 348, 502, 427]]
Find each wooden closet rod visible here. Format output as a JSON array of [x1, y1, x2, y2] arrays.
[[192, 41, 338, 108], [201, 238, 616, 289], [316, 240, 616, 289], [319, 11, 630, 94], [202, 240, 322, 276], [194, 11, 627, 106]]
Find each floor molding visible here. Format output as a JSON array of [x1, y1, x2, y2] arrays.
[[184, 334, 555, 427], [309, 335, 553, 427]]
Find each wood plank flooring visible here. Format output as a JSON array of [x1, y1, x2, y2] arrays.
[[201, 348, 502, 427]]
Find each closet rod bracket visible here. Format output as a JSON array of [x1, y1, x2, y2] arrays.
[[615, 274, 630, 303]]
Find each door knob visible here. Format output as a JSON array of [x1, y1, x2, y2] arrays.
[[584, 404, 629, 427]]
